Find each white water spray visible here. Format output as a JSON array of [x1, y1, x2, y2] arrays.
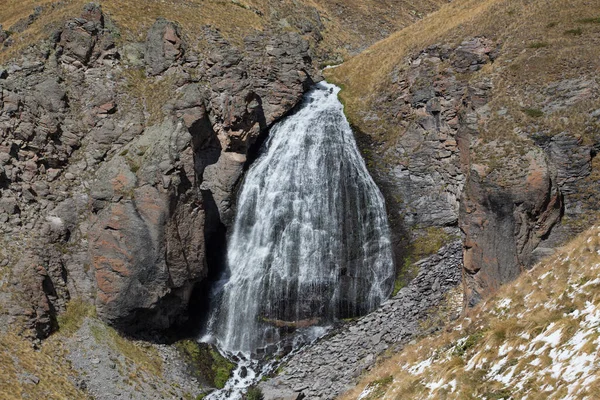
[[204, 82, 394, 398]]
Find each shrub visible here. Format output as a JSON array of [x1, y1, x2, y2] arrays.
[[564, 28, 583, 35], [454, 332, 484, 357], [246, 387, 264, 400]]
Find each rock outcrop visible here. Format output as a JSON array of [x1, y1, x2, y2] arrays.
[[349, 38, 570, 307], [0, 3, 316, 337]]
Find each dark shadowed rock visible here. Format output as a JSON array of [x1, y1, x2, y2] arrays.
[[460, 150, 562, 306]]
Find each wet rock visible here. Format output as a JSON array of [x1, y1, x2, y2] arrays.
[[261, 243, 463, 399]]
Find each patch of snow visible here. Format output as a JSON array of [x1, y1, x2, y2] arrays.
[[497, 298, 512, 308], [426, 378, 445, 391], [498, 343, 512, 357], [408, 356, 434, 375], [357, 385, 375, 400]]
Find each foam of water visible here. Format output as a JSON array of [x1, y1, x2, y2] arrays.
[[203, 82, 395, 396]]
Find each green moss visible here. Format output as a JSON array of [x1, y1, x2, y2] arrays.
[[175, 340, 235, 389], [393, 227, 453, 296], [246, 387, 264, 400], [126, 157, 141, 173], [211, 348, 234, 389]]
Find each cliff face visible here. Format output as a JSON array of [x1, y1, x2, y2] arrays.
[[0, 0, 451, 340], [329, 0, 600, 308], [0, 3, 314, 338]]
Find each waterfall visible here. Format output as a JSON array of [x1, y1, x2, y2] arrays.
[[207, 82, 395, 356]]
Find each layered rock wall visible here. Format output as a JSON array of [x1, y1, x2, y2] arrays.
[[0, 3, 316, 337]]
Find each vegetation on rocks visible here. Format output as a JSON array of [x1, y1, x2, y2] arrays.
[[342, 225, 600, 399], [175, 340, 235, 389]]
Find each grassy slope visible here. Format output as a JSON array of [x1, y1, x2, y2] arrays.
[[327, 0, 600, 141], [341, 224, 600, 399], [0, 0, 447, 64], [0, 300, 166, 399]]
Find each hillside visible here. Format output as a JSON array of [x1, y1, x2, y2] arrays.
[[0, 0, 446, 64], [1, 1, 451, 399], [327, 0, 600, 308], [341, 224, 600, 399], [1, 0, 600, 399]]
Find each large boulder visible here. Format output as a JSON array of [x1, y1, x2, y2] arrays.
[[59, 3, 105, 64], [89, 120, 207, 332]]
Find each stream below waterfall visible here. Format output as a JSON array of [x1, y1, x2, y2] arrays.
[[201, 82, 394, 399]]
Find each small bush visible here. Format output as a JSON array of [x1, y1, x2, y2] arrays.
[[454, 332, 484, 357], [546, 22, 558, 28], [246, 387, 264, 400], [522, 108, 544, 118]]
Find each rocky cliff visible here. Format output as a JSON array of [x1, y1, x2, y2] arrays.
[[2, 0, 600, 399], [329, 0, 600, 309], [0, 1, 320, 338]]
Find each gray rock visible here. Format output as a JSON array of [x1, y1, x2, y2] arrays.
[[145, 18, 185, 76], [34, 79, 67, 112]]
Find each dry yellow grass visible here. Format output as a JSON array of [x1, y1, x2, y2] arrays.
[[0, 332, 86, 399], [340, 224, 600, 399], [0, 0, 448, 64], [327, 0, 600, 135]]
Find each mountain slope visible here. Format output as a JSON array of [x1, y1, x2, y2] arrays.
[[0, 0, 447, 64], [327, 0, 600, 307], [342, 224, 600, 399]]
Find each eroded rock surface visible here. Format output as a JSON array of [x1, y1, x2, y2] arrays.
[[0, 3, 316, 337]]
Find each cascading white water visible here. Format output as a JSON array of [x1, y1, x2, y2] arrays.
[[207, 82, 395, 357]]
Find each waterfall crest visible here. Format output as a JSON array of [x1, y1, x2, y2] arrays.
[[209, 82, 394, 355]]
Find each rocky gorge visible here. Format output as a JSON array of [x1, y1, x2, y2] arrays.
[[1, 0, 600, 399]]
